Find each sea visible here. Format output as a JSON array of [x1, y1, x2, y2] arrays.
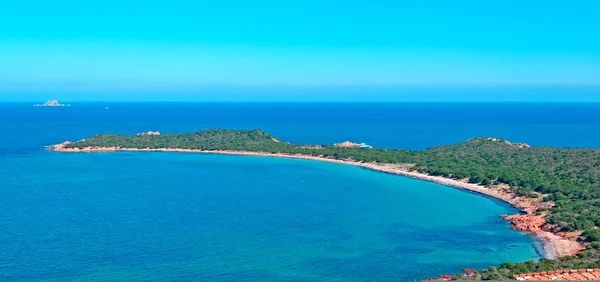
[[1, 102, 600, 281]]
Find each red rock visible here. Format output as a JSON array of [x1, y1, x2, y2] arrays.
[[504, 214, 545, 232], [462, 268, 475, 276]]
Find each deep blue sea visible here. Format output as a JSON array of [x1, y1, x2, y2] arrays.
[[2, 102, 600, 281]]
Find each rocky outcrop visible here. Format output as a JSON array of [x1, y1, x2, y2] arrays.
[[485, 137, 530, 148], [462, 268, 475, 276], [426, 269, 475, 281], [425, 274, 452, 281], [137, 131, 160, 136], [515, 268, 600, 280], [34, 99, 66, 107], [503, 214, 545, 232], [500, 213, 585, 257], [47, 141, 71, 151], [335, 141, 360, 148]]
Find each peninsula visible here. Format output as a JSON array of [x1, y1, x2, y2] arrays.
[[50, 129, 600, 280], [34, 99, 69, 107]]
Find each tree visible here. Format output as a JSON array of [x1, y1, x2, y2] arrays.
[[583, 230, 600, 242], [481, 178, 492, 186]]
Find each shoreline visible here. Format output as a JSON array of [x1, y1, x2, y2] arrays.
[[49, 143, 585, 259]]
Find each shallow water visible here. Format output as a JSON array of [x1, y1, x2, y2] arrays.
[[0, 152, 540, 281]]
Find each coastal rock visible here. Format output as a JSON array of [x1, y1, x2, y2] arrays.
[[462, 268, 476, 277], [334, 141, 373, 148], [514, 268, 600, 280], [137, 131, 160, 136], [504, 214, 545, 232], [47, 141, 71, 151], [335, 141, 361, 148], [34, 99, 66, 107], [425, 274, 452, 281]]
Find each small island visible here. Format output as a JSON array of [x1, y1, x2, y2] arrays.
[[49, 129, 600, 280], [34, 99, 69, 107]]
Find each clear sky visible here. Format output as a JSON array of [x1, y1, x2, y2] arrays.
[[1, 0, 600, 101]]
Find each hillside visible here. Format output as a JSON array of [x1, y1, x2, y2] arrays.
[[414, 137, 600, 232]]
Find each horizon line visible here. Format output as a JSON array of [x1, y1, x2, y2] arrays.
[[4, 101, 600, 103]]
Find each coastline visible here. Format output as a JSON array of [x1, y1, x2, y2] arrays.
[[49, 143, 585, 259]]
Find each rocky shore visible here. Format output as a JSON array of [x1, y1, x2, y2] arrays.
[[49, 142, 584, 258]]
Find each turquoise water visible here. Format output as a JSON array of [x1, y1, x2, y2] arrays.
[[1, 152, 539, 281], [5, 102, 597, 281]]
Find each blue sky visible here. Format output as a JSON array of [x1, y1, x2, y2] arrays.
[[1, 0, 600, 101]]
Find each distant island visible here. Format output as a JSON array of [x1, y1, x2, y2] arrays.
[[49, 129, 600, 280], [34, 99, 70, 107]]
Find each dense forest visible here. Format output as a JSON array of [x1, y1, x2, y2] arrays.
[[64, 129, 600, 279]]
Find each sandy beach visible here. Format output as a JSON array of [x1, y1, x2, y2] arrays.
[[50, 143, 585, 259]]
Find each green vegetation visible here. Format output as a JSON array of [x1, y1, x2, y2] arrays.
[[66, 129, 295, 152], [64, 129, 600, 279]]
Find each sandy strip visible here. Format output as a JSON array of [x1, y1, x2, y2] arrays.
[[49, 144, 584, 258]]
